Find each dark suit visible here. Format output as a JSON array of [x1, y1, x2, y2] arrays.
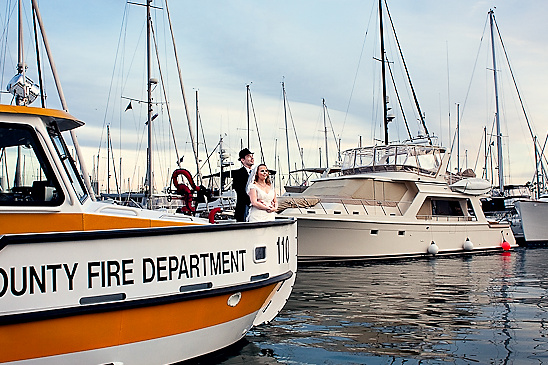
[[233, 166, 251, 222]]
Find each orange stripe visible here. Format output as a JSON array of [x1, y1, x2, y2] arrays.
[[0, 283, 277, 362], [0, 213, 198, 234]]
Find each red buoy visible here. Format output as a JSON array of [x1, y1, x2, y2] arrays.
[[501, 240, 511, 251]]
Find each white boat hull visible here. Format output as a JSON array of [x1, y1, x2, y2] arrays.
[[515, 200, 548, 242], [0, 34, 298, 365], [0, 220, 297, 364], [295, 216, 515, 263]]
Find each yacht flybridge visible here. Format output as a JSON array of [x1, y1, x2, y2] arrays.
[[0, 1, 296, 364], [279, 143, 515, 262]]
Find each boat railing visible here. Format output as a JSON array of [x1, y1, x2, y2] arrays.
[[277, 196, 413, 217], [416, 214, 476, 222], [342, 164, 437, 177], [340, 144, 445, 177]]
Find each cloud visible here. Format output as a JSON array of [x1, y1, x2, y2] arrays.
[[4, 0, 546, 189]]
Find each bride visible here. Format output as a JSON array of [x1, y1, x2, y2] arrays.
[[246, 164, 278, 222]]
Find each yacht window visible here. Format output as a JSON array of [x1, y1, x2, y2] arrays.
[[0, 123, 64, 206], [467, 199, 477, 218], [48, 124, 88, 203], [431, 199, 464, 216]]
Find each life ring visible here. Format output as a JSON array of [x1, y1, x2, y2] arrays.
[[208, 207, 222, 223]]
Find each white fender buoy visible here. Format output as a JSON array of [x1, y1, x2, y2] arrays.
[[428, 241, 439, 255], [463, 238, 474, 251]]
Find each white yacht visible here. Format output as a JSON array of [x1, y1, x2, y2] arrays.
[[278, 143, 516, 263]]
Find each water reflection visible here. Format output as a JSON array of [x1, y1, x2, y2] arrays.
[[219, 247, 548, 364]]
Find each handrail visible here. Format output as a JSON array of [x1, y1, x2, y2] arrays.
[[416, 215, 475, 222], [341, 144, 445, 177], [279, 196, 412, 217]]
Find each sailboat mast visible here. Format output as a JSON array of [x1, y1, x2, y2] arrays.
[[456, 103, 460, 172], [535, 136, 540, 199], [246, 84, 251, 147], [164, 0, 201, 183], [379, 0, 388, 145], [323, 98, 329, 168], [196, 90, 199, 166], [489, 9, 504, 193], [146, 0, 153, 206], [107, 125, 111, 194], [15, 0, 26, 183], [219, 136, 224, 193], [16, 0, 25, 105], [30, 0, 96, 200], [282, 82, 291, 185]]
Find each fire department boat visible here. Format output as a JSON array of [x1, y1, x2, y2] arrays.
[[1, 0, 296, 362], [0, 106, 297, 364]]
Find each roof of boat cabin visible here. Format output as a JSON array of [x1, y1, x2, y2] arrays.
[[0, 104, 84, 131]]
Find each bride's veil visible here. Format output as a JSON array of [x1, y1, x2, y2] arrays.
[[245, 165, 258, 194]]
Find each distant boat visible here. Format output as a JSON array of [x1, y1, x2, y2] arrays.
[[277, 0, 516, 263], [515, 199, 548, 243], [0, 2, 297, 364]]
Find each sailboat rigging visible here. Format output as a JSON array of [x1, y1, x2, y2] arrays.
[[97, 0, 211, 211], [477, 9, 548, 243], [245, 84, 265, 163], [378, 0, 431, 145]]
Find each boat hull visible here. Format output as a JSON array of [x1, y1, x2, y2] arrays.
[[294, 217, 515, 263], [0, 219, 297, 364], [515, 200, 548, 242]]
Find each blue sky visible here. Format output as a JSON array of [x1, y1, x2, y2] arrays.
[[2, 0, 547, 192]]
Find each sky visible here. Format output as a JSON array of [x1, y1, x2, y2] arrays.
[[1, 0, 547, 193]]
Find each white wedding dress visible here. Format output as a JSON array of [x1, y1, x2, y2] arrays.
[[247, 183, 276, 222]]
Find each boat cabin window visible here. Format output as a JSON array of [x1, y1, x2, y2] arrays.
[[0, 123, 64, 206], [431, 199, 464, 216], [48, 124, 88, 203]]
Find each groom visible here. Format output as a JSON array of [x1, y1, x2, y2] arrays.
[[233, 148, 254, 222]]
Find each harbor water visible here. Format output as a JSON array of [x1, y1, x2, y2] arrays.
[[192, 246, 548, 364]]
